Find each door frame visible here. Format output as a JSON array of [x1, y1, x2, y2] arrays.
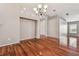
[[20, 17, 37, 41]]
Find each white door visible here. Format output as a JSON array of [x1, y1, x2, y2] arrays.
[[20, 19, 36, 40]]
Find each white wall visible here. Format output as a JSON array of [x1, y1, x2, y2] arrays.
[[40, 19, 47, 36], [0, 4, 41, 47], [40, 15, 59, 39], [0, 4, 20, 46], [36, 20, 40, 38], [47, 16, 59, 38]]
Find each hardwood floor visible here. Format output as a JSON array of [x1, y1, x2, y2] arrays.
[[0, 38, 79, 56]]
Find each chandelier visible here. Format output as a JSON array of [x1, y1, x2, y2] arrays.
[[33, 4, 48, 16]]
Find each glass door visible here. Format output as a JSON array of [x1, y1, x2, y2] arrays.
[[68, 23, 77, 48]]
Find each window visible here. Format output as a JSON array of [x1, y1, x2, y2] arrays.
[[69, 24, 77, 34]]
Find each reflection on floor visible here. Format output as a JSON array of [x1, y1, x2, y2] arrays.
[[0, 37, 79, 56]]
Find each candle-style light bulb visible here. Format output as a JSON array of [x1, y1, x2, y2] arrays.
[[38, 4, 42, 8], [44, 5, 48, 9], [33, 8, 37, 11]]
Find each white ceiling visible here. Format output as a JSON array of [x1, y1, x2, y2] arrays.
[[19, 3, 79, 21], [0, 3, 79, 21]]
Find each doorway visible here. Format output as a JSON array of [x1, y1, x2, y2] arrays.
[[20, 17, 36, 40], [68, 22, 77, 48]]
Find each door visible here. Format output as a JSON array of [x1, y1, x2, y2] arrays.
[[20, 18, 36, 40], [68, 23, 77, 48]]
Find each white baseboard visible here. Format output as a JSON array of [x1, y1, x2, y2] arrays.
[[0, 41, 19, 47]]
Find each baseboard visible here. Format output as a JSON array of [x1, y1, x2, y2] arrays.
[[20, 38, 35, 41], [47, 36, 58, 40], [20, 37, 41, 42], [0, 41, 19, 47], [40, 35, 47, 39], [20, 38, 35, 40]]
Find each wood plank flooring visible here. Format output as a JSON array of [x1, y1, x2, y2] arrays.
[[0, 38, 79, 56]]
